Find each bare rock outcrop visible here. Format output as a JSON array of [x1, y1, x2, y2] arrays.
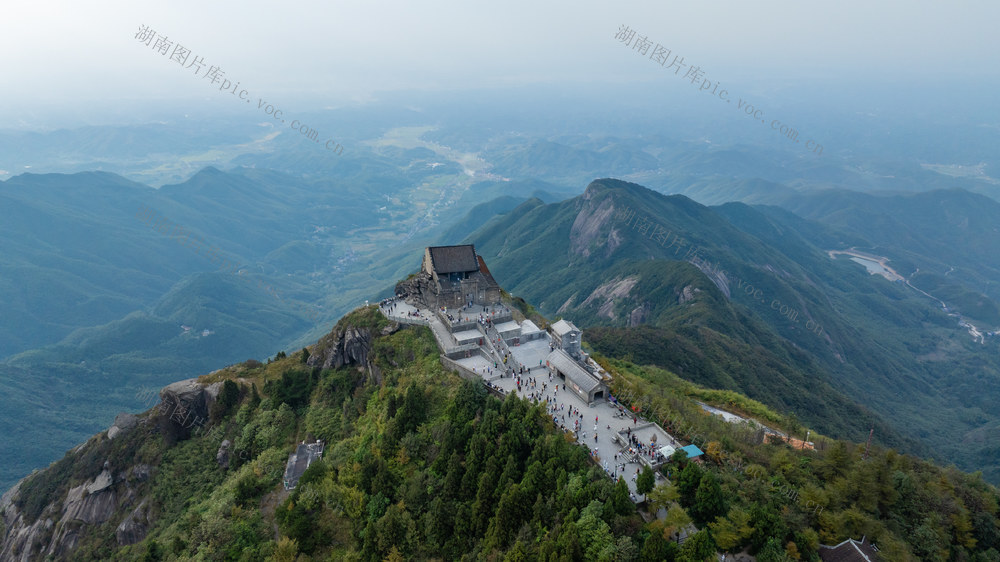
[[1, 459, 156, 561], [44, 466, 116, 557], [0, 515, 52, 562], [115, 499, 150, 546], [217, 440, 232, 469], [307, 325, 373, 371], [690, 257, 730, 299], [2, 379, 221, 560], [569, 195, 617, 258], [0, 480, 55, 562], [628, 302, 652, 326], [394, 272, 436, 308], [130, 464, 152, 483], [158, 379, 223, 444], [107, 413, 138, 440], [677, 285, 701, 305]]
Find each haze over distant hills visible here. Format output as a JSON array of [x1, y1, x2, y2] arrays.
[[1, 94, 999, 492], [2, 2, 998, 557], [467, 179, 1000, 482]]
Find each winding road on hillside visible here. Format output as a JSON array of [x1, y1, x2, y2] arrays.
[[829, 249, 986, 343]]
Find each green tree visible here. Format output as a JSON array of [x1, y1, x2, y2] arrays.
[[670, 449, 689, 470], [249, 383, 260, 409], [647, 481, 680, 515], [393, 382, 428, 439], [141, 539, 162, 562], [273, 536, 298, 562], [577, 500, 616, 561], [678, 461, 703, 508], [819, 441, 850, 480], [485, 483, 529, 550], [756, 537, 792, 562], [912, 521, 949, 562], [640, 526, 676, 562], [606, 477, 633, 517], [267, 368, 313, 408], [211, 379, 241, 422], [690, 472, 726, 527], [709, 516, 742, 552], [678, 529, 716, 561], [663, 504, 692, 541], [973, 512, 1000, 552], [637, 466, 655, 502], [300, 347, 310, 363], [749, 503, 787, 554], [614, 536, 639, 562]]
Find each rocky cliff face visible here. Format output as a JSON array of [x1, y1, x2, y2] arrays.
[[306, 324, 373, 371], [306, 318, 385, 387], [0, 452, 151, 561], [0, 312, 381, 561], [394, 272, 437, 309], [158, 378, 223, 445], [569, 190, 618, 258], [0, 379, 221, 561]]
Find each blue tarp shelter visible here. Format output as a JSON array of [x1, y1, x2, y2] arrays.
[[681, 444, 704, 459]]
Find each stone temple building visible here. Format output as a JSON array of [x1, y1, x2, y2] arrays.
[[546, 348, 606, 403], [397, 244, 502, 309], [550, 319, 582, 359]]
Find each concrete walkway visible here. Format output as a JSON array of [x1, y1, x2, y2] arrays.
[[377, 298, 673, 501]]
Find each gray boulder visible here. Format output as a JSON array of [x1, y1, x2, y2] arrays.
[[307, 325, 372, 370], [217, 440, 232, 469], [107, 413, 138, 440]]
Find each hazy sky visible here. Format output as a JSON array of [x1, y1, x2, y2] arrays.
[[2, 0, 998, 127]]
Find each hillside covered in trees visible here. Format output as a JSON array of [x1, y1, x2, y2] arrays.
[[1, 306, 998, 561]]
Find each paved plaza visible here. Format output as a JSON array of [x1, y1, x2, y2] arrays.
[[378, 297, 684, 501]]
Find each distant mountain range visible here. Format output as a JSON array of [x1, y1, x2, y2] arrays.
[[0, 161, 577, 491], [3, 110, 999, 492], [467, 179, 1000, 483]]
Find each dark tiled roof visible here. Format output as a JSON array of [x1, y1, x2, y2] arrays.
[[819, 537, 880, 562], [547, 349, 602, 393], [477, 255, 500, 288], [428, 245, 479, 274]]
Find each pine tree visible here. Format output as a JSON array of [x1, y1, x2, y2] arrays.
[[756, 536, 791, 562], [678, 529, 717, 561], [249, 383, 261, 409], [639, 526, 675, 562], [637, 466, 655, 502], [678, 461, 703, 507], [691, 472, 726, 527]]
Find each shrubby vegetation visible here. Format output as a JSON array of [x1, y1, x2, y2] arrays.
[[605, 358, 1000, 562], [10, 307, 1000, 561]]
